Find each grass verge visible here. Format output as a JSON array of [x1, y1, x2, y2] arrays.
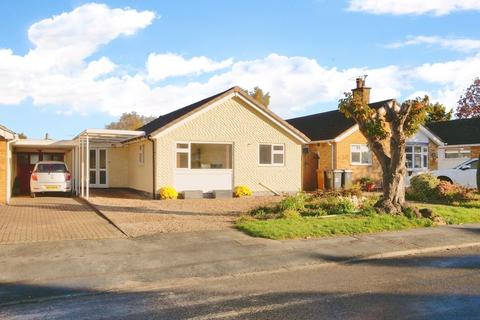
[[236, 202, 480, 240]]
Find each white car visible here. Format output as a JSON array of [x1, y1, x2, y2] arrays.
[[429, 158, 478, 188], [30, 161, 72, 197]]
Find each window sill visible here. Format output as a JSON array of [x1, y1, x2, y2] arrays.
[[350, 163, 372, 166], [258, 164, 285, 167]]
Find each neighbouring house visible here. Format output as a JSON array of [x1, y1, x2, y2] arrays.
[[426, 118, 480, 169], [5, 87, 308, 203], [287, 79, 443, 191], [0, 125, 17, 204]]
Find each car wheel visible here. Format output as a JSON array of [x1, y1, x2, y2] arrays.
[[438, 176, 453, 184], [30, 192, 36, 198]]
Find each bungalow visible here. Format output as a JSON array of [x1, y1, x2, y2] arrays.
[[287, 79, 443, 191], [426, 118, 480, 169], [5, 87, 309, 203], [0, 125, 17, 204]]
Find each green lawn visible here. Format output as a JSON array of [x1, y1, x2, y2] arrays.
[[236, 202, 480, 240]]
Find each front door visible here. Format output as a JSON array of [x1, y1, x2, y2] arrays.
[[89, 148, 108, 188]]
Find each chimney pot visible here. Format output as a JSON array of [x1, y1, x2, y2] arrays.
[[356, 77, 364, 89]]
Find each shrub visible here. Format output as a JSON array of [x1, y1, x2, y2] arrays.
[[408, 174, 440, 202], [249, 206, 277, 219], [278, 193, 308, 211], [234, 185, 252, 197], [318, 197, 356, 215], [342, 183, 363, 197], [159, 186, 178, 200], [301, 208, 328, 217], [280, 209, 301, 219], [407, 173, 472, 203], [436, 181, 470, 202]]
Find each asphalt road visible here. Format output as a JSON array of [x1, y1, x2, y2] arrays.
[[1, 246, 479, 320]]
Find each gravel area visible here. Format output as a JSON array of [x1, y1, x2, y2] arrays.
[[88, 189, 281, 237]]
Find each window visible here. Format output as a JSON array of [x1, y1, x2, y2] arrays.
[[30, 154, 39, 165], [176, 143, 189, 169], [36, 163, 67, 173], [406, 145, 428, 170], [138, 144, 145, 165], [350, 144, 372, 165], [445, 148, 471, 159], [175, 142, 232, 169], [460, 160, 478, 170], [259, 144, 284, 165]]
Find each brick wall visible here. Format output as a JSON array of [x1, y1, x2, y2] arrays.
[[0, 140, 6, 204], [472, 146, 480, 159]]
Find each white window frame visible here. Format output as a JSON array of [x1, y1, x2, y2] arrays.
[[258, 143, 285, 166], [350, 144, 372, 166], [445, 148, 471, 159], [174, 141, 233, 170], [406, 144, 428, 171], [175, 142, 190, 169], [138, 144, 145, 165]]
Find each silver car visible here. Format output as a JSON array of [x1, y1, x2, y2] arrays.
[[30, 161, 72, 197]]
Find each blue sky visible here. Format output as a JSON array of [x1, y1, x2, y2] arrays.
[[0, 0, 479, 139]]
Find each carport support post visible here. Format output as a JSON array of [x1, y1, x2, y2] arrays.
[[80, 138, 84, 198], [86, 134, 89, 200]]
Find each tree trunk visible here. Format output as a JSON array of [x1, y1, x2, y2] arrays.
[[369, 122, 408, 215]]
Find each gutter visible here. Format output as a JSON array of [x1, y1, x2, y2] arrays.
[[148, 135, 157, 200]]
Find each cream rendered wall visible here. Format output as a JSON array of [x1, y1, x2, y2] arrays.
[[153, 96, 302, 193], [127, 140, 153, 193], [108, 146, 129, 187]]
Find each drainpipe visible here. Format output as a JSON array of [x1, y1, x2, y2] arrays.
[[6, 137, 18, 205], [148, 136, 156, 199]]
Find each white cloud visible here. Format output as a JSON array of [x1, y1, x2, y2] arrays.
[[386, 35, 480, 52], [348, 0, 480, 16], [146, 53, 233, 81], [0, 3, 155, 105], [0, 2, 477, 121]]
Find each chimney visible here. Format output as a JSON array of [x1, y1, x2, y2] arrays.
[[352, 77, 370, 106]]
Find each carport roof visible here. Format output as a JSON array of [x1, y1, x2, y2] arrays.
[[74, 128, 145, 144], [13, 139, 76, 148]]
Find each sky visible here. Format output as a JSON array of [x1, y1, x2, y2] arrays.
[[0, 0, 479, 139]]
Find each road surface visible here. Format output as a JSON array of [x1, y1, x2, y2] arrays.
[[1, 246, 479, 319]]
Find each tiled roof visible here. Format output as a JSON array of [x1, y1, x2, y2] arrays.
[[287, 99, 393, 141], [426, 118, 480, 145]]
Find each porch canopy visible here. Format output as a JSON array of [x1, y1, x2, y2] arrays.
[[73, 129, 145, 199]]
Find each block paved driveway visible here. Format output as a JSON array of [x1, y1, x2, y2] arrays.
[[0, 196, 124, 244]]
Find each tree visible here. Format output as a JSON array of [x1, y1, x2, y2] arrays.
[[456, 78, 480, 119], [243, 86, 270, 107], [425, 102, 452, 123], [17, 132, 27, 139], [339, 81, 428, 215], [106, 112, 156, 130]]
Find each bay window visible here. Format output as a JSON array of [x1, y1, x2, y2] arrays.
[[406, 145, 428, 170]]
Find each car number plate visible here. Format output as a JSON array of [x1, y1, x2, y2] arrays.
[[46, 185, 59, 190]]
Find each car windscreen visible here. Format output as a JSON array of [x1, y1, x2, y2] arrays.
[[36, 164, 67, 173]]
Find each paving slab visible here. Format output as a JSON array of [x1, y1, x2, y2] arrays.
[[0, 196, 124, 244]]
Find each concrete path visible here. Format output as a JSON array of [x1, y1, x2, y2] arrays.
[[0, 196, 124, 244], [0, 223, 479, 305]]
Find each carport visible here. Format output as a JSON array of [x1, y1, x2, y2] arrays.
[[7, 129, 144, 203], [72, 129, 144, 200], [10, 139, 76, 202]]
